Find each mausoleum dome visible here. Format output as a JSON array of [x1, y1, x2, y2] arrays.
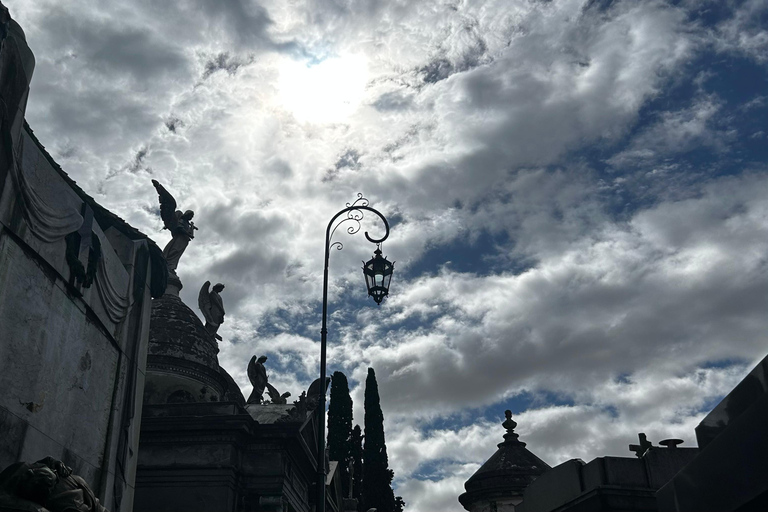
[[459, 411, 551, 512], [149, 293, 219, 368], [143, 284, 231, 404]]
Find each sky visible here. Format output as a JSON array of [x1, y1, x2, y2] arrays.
[[7, 0, 768, 510]]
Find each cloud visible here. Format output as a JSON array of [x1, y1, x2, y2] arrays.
[[711, 0, 768, 63], [7, 0, 768, 510], [607, 95, 727, 168]]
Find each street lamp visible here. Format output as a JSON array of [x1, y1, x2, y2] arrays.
[[317, 193, 392, 512], [363, 246, 395, 305]]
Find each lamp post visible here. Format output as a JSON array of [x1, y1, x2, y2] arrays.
[[317, 194, 393, 512]]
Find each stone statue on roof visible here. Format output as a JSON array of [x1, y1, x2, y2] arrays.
[[198, 281, 225, 340], [247, 355, 268, 404], [151, 179, 197, 274], [266, 382, 291, 404]]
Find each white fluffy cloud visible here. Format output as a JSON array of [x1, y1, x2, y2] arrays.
[[9, 0, 768, 510]]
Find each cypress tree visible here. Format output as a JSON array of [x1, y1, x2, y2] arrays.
[[351, 425, 363, 507], [361, 368, 396, 512], [327, 371, 354, 498]]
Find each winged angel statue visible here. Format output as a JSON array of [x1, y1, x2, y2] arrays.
[[152, 179, 197, 274], [267, 382, 291, 404], [198, 281, 225, 340], [247, 355, 268, 404]]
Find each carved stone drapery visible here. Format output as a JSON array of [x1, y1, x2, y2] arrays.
[[8, 135, 82, 243], [94, 238, 131, 323]]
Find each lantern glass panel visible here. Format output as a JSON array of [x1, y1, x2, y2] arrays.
[[383, 271, 392, 290]]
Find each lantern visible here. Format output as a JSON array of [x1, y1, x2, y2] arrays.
[[362, 246, 394, 305]]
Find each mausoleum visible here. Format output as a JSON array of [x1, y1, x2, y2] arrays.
[[459, 411, 551, 512]]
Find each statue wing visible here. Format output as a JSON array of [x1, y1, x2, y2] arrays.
[[198, 281, 213, 323], [247, 356, 257, 385], [266, 382, 280, 402], [152, 179, 179, 231]]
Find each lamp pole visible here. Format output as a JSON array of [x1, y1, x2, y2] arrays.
[[317, 194, 391, 512]]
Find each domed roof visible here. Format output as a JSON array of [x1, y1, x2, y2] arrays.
[[149, 293, 219, 368], [145, 282, 231, 404], [459, 411, 551, 510]]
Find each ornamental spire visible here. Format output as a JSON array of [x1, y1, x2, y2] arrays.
[[501, 409, 526, 447]]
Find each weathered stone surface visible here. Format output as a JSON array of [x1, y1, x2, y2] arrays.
[[144, 291, 231, 405], [148, 294, 218, 368], [0, 233, 118, 475]]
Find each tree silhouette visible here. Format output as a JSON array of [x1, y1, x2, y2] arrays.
[[361, 368, 396, 512], [327, 371, 354, 498], [351, 424, 363, 508]]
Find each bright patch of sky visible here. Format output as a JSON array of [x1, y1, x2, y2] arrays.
[[278, 54, 369, 122], [8, 0, 768, 510]]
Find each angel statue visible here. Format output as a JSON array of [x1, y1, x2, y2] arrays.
[[151, 179, 198, 274], [247, 355, 268, 404], [198, 281, 225, 340], [266, 382, 291, 404]]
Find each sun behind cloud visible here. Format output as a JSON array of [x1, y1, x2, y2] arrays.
[[277, 54, 369, 124]]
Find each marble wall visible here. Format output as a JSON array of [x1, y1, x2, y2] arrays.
[[0, 22, 158, 512]]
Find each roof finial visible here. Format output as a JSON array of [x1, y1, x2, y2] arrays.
[[501, 410, 524, 446]]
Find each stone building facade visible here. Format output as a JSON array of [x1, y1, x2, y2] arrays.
[[0, 15, 166, 512], [517, 443, 698, 512], [657, 353, 768, 511], [134, 273, 342, 512]]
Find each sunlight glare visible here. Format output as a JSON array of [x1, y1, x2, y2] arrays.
[[277, 55, 368, 123]]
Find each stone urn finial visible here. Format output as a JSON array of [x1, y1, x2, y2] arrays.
[[501, 409, 524, 446]]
